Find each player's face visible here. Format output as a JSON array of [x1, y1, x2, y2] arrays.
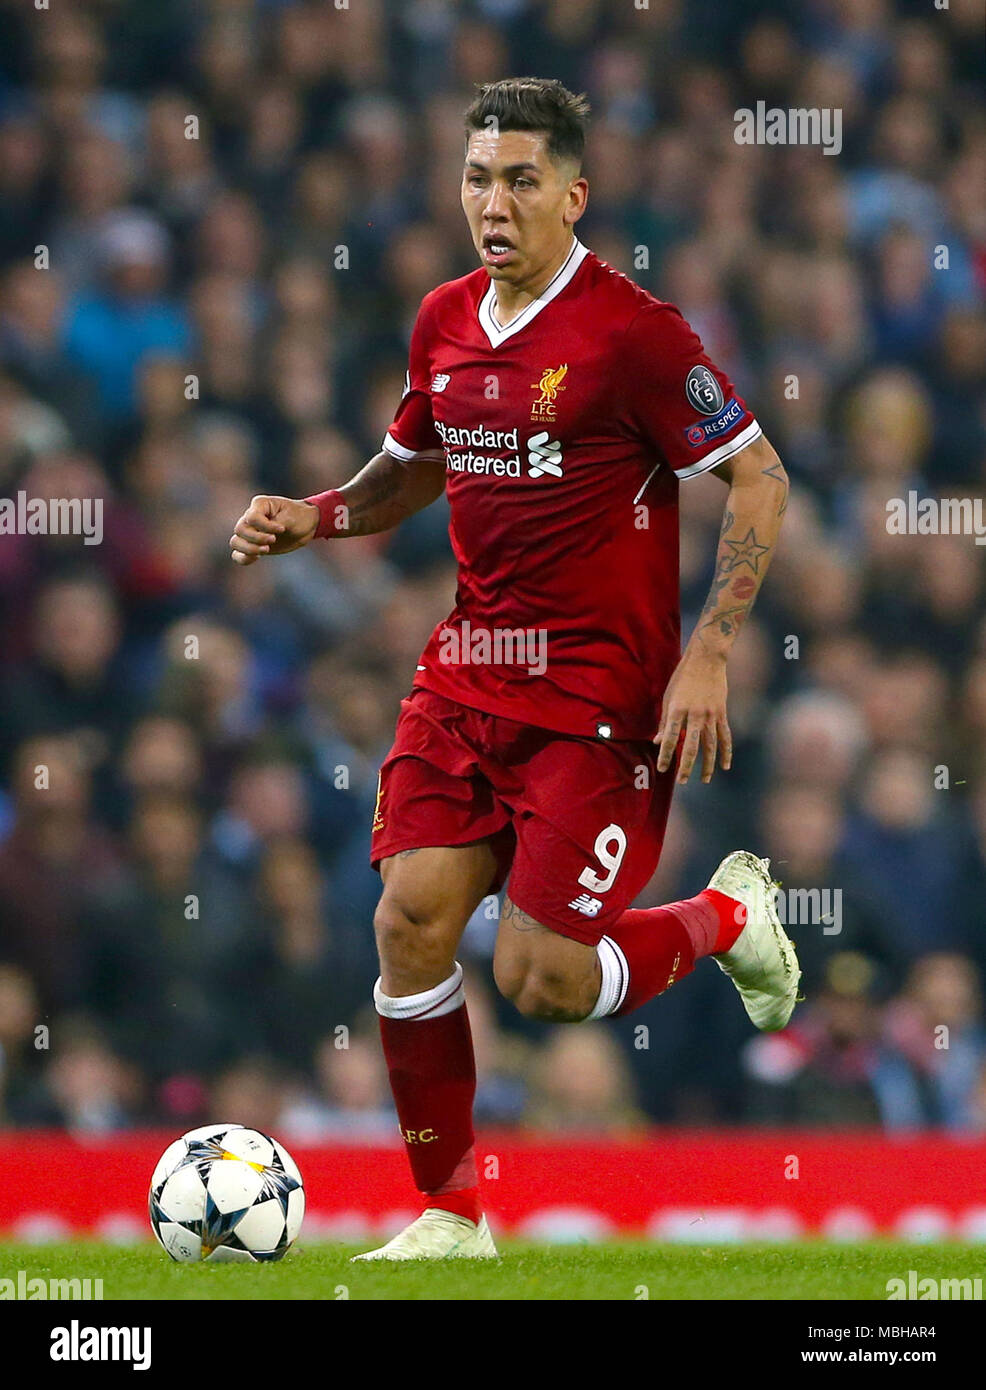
[[461, 129, 587, 289]]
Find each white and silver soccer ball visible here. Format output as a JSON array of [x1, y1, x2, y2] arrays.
[[149, 1123, 305, 1262]]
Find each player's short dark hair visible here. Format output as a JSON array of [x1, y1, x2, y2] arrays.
[[464, 77, 590, 169]]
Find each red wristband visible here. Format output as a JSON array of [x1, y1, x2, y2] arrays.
[[303, 489, 348, 539]]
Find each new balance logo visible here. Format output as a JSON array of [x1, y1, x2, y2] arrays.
[[431, 372, 451, 392], [569, 893, 603, 918], [527, 431, 564, 479]]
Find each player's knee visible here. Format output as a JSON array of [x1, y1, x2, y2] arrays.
[[373, 897, 450, 976]]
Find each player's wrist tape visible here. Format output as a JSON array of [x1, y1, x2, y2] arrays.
[[303, 488, 348, 539]]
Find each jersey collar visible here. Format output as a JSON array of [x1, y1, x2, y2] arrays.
[[477, 237, 590, 349]]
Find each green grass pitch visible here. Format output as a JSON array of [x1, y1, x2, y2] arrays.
[[1, 1241, 983, 1300]]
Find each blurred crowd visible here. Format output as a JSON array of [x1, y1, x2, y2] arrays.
[[0, 0, 984, 1140]]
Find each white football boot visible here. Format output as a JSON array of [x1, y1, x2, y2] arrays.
[[709, 850, 801, 1032], [350, 1208, 498, 1262]]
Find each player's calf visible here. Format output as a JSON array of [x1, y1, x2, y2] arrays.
[[494, 897, 600, 1021], [494, 872, 801, 1033], [354, 845, 498, 1261], [498, 965, 597, 1022]]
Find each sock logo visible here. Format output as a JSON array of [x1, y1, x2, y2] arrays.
[[399, 1127, 438, 1144], [663, 951, 682, 992]]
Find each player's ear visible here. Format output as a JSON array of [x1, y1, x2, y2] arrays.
[[565, 178, 588, 224]]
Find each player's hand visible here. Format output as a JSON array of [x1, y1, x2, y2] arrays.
[[229, 495, 319, 566], [654, 649, 732, 785]]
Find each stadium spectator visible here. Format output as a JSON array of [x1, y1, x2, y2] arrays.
[[875, 953, 986, 1131], [523, 1027, 648, 1134], [0, 965, 59, 1126], [741, 953, 885, 1128], [278, 1028, 396, 1142]]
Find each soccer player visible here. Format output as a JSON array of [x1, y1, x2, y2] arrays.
[[230, 78, 799, 1260]]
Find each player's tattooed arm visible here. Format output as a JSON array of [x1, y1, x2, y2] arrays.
[[759, 459, 789, 517], [694, 521, 770, 644], [332, 451, 447, 536], [656, 434, 788, 783], [694, 437, 788, 653]]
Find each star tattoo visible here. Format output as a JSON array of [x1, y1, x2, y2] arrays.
[[722, 527, 770, 574]]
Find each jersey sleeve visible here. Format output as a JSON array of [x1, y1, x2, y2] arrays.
[[621, 302, 761, 480], [382, 296, 445, 464]]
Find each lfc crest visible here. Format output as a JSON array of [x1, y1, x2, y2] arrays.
[[531, 363, 568, 420]]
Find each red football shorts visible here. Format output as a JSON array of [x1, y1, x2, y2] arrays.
[[370, 687, 675, 946]]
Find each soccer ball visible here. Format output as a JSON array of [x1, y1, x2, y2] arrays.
[[149, 1122, 305, 1262]]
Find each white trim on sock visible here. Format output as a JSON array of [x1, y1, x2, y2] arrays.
[[587, 935, 629, 1019], [373, 962, 465, 1021]]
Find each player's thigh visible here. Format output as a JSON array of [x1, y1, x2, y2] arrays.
[[376, 843, 500, 991], [371, 744, 511, 987], [378, 842, 501, 929]]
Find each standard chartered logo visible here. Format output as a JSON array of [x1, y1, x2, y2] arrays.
[[526, 431, 564, 478], [435, 420, 564, 480]]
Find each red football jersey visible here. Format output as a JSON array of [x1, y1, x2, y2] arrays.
[[383, 238, 761, 741]]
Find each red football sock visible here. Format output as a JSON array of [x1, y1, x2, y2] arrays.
[[606, 888, 746, 1016], [704, 887, 747, 953], [377, 980, 481, 1225]]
